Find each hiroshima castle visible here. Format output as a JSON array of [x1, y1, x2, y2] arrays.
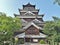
[[14, 3, 47, 44]]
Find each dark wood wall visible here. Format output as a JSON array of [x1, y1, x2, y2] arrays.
[[25, 25, 39, 35], [23, 18, 35, 22]]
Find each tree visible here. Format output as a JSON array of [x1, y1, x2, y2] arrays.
[[43, 21, 56, 45], [53, 16, 60, 45], [54, 0, 60, 5], [43, 16, 60, 45], [0, 12, 22, 45]]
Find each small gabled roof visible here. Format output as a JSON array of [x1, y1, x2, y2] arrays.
[[24, 11, 35, 15], [23, 3, 35, 7], [23, 22, 43, 30]]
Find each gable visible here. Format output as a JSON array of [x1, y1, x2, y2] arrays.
[[24, 11, 35, 15], [27, 25, 38, 30], [26, 25, 39, 30], [25, 25, 39, 35], [23, 22, 40, 29]]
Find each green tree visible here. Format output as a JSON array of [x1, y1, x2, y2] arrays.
[[53, 16, 60, 45], [43, 16, 60, 45], [43, 21, 56, 45], [54, 0, 60, 5], [0, 12, 21, 45]]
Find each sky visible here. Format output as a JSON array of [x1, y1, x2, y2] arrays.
[[0, 0, 60, 21]]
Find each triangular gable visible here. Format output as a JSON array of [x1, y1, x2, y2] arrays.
[[23, 22, 43, 30], [24, 11, 35, 15]]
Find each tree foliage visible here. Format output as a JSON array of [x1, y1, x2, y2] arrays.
[[43, 16, 60, 45], [54, 0, 60, 5], [0, 12, 21, 44]]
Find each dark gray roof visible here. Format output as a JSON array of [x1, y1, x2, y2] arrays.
[[23, 3, 35, 7], [20, 18, 44, 30], [15, 32, 47, 38]]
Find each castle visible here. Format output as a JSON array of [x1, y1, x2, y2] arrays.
[[14, 3, 47, 44]]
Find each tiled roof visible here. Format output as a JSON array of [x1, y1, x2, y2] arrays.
[[23, 22, 43, 30], [24, 11, 35, 15], [15, 32, 47, 38], [20, 18, 44, 30], [18, 9, 39, 12], [23, 3, 35, 7]]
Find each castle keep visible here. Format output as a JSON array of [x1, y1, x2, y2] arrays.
[[14, 3, 47, 43]]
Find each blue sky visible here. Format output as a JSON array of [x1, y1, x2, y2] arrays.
[[0, 0, 60, 21]]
